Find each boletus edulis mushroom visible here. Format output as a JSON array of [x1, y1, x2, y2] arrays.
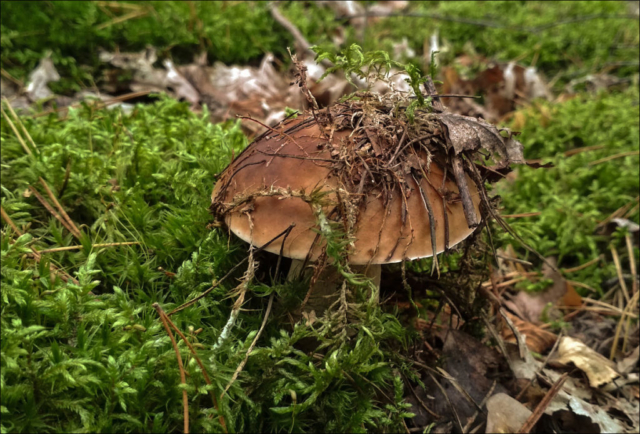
[[211, 69, 528, 321]]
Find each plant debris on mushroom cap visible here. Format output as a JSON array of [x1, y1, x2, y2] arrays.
[[212, 92, 528, 265]]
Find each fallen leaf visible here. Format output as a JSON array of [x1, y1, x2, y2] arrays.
[[438, 113, 525, 166], [550, 336, 620, 388], [617, 346, 640, 375], [485, 393, 532, 434], [25, 53, 60, 101], [502, 310, 557, 354], [506, 257, 575, 324]]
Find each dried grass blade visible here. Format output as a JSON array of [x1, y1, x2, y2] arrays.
[[39, 177, 81, 239]]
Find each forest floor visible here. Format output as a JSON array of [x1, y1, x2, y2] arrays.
[[1, 2, 639, 433]]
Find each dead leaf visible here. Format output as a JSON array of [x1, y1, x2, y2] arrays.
[[617, 346, 640, 375], [163, 59, 200, 105], [485, 393, 532, 434], [506, 257, 577, 324], [550, 336, 620, 388], [502, 310, 557, 354], [416, 330, 509, 426], [438, 113, 525, 166], [25, 53, 60, 101]]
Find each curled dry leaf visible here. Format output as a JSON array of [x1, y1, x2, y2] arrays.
[[502, 310, 557, 354], [438, 113, 526, 167], [550, 336, 620, 388]]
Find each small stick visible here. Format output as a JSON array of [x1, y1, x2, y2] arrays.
[[451, 155, 478, 228], [515, 330, 564, 401], [588, 150, 639, 166], [413, 174, 439, 276], [3, 98, 38, 152], [161, 309, 227, 433], [518, 372, 569, 434], [222, 292, 274, 398], [153, 303, 189, 434], [38, 242, 140, 253], [423, 76, 445, 112], [596, 196, 638, 228], [610, 290, 640, 359], [610, 245, 630, 303], [441, 165, 450, 251], [1, 205, 23, 235], [34, 90, 152, 118], [495, 254, 533, 266], [561, 255, 602, 273], [1, 105, 33, 156], [39, 177, 82, 239], [626, 234, 638, 296], [28, 186, 80, 239], [1, 206, 79, 284], [501, 212, 541, 218]]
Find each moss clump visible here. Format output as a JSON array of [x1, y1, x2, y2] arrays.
[[495, 86, 640, 292], [1, 98, 417, 433]]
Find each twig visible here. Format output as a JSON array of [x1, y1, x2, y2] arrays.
[[495, 254, 532, 266], [1, 68, 23, 87], [427, 372, 464, 433], [596, 196, 639, 228], [162, 308, 227, 432], [1, 104, 33, 156], [588, 150, 639, 166], [518, 372, 569, 433], [500, 212, 541, 218], [222, 293, 274, 398], [626, 234, 638, 296], [153, 303, 189, 434], [451, 155, 478, 228], [268, 2, 312, 54], [561, 255, 602, 273], [38, 242, 140, 253], [462, 380, 496, 434], [95, 8, 149, 30], [0, 205, 23, 235], [515, 330, 564, 401], [33, 90, 152, 118], [1, 206, 79, 285], [28, 186, 80, 239], [39, 177, 81, 239], [3, 98, 38, 152], [611, 245, 630, 303], [413, 174, 440, 276], [610, 290, 640, 359]]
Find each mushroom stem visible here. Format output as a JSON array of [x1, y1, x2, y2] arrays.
[[289, 259, 381, 321]]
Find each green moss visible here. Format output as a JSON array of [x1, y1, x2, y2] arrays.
[[365, 1, 639, 86], [495, 86, 640, 292], [1, 98, 415, 433]]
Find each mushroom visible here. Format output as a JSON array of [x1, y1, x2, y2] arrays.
[[211, 114, 481, 319]]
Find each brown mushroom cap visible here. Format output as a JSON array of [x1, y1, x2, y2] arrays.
[[212, 117, 481, 265]]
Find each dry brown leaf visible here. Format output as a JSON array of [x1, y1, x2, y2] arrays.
[[550, 336, 620, 388], [438, 113, 525, 167], [507, 257, 578, 324], [502, 311, 557, 354]]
